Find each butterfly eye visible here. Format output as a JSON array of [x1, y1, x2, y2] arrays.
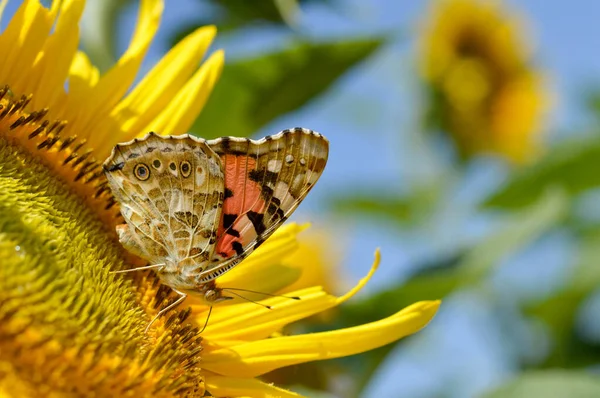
[[204, 289, 218, 302], [180, 160, 192, 178], [134, 163, 150, 181]]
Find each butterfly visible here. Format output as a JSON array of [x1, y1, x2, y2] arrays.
[[103, 128, 329, 329]]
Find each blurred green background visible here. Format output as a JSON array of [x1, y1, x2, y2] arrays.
[[76, 0, 600, 396]]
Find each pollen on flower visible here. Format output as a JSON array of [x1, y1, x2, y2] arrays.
[[0, 85, 120, 228]]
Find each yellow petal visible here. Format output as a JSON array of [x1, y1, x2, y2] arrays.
[[217, 223, 309, 289], [219, 263, 301, 299], [281, 227, 344, 295], [200, 250, 380, 342], [128, 0, 163, 53], [335, 248, 379, 305], [139, 50, 224, 137], [202, 300, 440, 377], [199, 286, 334, 342], [73, 0, 163, 154], [25, 0, 84, 111], [69, 51, 100, 96], [49, 0, 62, 16], [0, 0, 53, 89], [89, 0, 162, 105], [204, 374, 304, 398], [114, 26, 217, 134]]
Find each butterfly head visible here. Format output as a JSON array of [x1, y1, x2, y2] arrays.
[[190, 280, 233, 306], [155, 265, 232, 304]]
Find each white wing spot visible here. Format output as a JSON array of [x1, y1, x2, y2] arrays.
[[267, 159, 283, 173], [285, 154, 294, 164], [195, 166, 206, 186]]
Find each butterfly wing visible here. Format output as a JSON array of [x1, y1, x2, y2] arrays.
[[198, 127, 329, 282], [103, 132, 225, 269]]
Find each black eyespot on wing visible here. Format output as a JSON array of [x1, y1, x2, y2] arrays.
[[169, 162, 177, 171], [133, 163, 150, 181], [180, 160, 192, 177], [152, 159, 161, 169]]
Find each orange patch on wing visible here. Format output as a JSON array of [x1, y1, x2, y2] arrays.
[[216, 154, 265, 258]]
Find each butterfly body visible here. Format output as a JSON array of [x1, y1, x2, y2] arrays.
[[103, 128, 328, 307]]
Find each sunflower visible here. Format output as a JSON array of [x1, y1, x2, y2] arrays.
[[418, 0, 549, 163], [0, 0, 440, 397]]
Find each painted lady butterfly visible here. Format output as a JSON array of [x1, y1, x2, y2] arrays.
[[103, 128, 328, 328]]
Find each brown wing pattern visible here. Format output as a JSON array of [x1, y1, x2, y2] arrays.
[[102, 132, 225, 270], [199, 127, 329, 282]]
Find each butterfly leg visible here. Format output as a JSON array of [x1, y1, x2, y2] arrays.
[[198, 306, 213, 334], [145, 289, 188, 333]]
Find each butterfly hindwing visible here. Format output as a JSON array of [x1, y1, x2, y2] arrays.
[[198, 128, 329, 282], [103, 132, 225, 270]]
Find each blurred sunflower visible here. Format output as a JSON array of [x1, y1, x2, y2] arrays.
[[0, 0, 440, 397], [419, 0, 549, 163]]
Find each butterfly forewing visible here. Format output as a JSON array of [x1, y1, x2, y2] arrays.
[[199, 128, 329, 282]]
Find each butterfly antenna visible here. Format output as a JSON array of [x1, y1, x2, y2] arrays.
[[112, 263, 165, 274], [198, 306, 213, 334], [223, 289, 273, 309], [222, 287, 301, 301]]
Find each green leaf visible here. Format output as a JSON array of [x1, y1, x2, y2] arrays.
[[584, 88, 600, 124], [481, 371, 600, 398], [169, 0, 325, 40], [191, 38, 384, 139], [330, 194, 412, 223], [484, 136, 600, 209], [329, 182, 442, 224]]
